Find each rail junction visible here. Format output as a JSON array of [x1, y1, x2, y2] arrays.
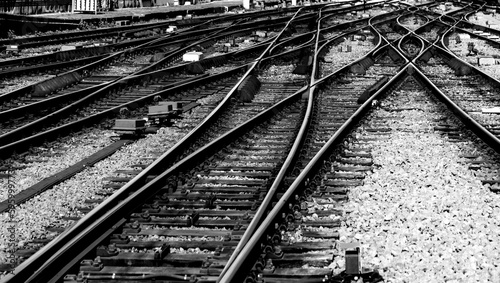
[[1, 0, 500, 282]]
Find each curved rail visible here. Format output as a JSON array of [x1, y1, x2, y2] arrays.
[[313, 24, 382, 82], [219, 51, 410, 283], [2, 10, 307, 282], [3, 74, 308, 283], [0, 21, 290, 156], [398, 33, 426, 59], [411, 58, 500, 153], [396, 11, 430, 30]]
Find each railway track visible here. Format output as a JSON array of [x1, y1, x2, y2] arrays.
[[398, 34, 424, 59], [0, 5, 404, 158], [372, 19, 408, 43], [0, 8, 312, 86], [66, 99, 305, 282], [397, 13, 429, 31], [0, 12, 295, 93], [0, 9, 299, 55], [442, 22, 500, 81], [0, 52, 310, 282], [318, 27, 379, 78], [0, 25, 291, 150], [4, 3, 500, 282], [415, 47, 500, 151], [224, 46, 404, 282], [414, 20, 447, 44], [0, 6, 344, 201], [218, 63, 500, 282], [0, 9, 311, 275], [0, 26, 211, 80]]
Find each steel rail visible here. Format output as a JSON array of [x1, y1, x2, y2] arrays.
[[410, 26, 500, 154], [219, 49, 410, 283], [2, 15, 302, 279], [0, 22, 286, 150], [215, 9, 310, 280], [3, 65, 307, 283], [411, 60, 500, 154], [218, 18, 410, 278], [313, 24, 383, 82], [397, 32, 426, 59]]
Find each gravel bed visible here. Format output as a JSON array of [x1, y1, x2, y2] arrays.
[[115, 246, 213, 254], [0, 51, 52, 62], [132, 54, 153, 65], [0, 74, 55, 95], [430, 4, 461, 14], [324, 32, 340, 39], [104, 64, 143, 75], [258, 64, 307, 82], [445, 33, 498, 64], [369, 7, 395, 16], [418, 28, 438, 42], [0, 129, 115, 203], [217, 161, 276, 167], [375, 23, 403, 41], [446, 33, 500, 79], [468, 11, 500, 28], [23, 41, 110, 55], [419, 57, 500, 131], [399, 16, 423, 31], [333, 82, 500, 281], [477, 65, 500, 80], [0, 90, 227, 268], [205, 36, 258, 59], [0, 41, 112, 62], [320, 36, 375, 77], [206, 66, 239, 75]]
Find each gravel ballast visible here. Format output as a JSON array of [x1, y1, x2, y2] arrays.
[[333, 80, 500, 281], [0, 91, 227, 268]]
